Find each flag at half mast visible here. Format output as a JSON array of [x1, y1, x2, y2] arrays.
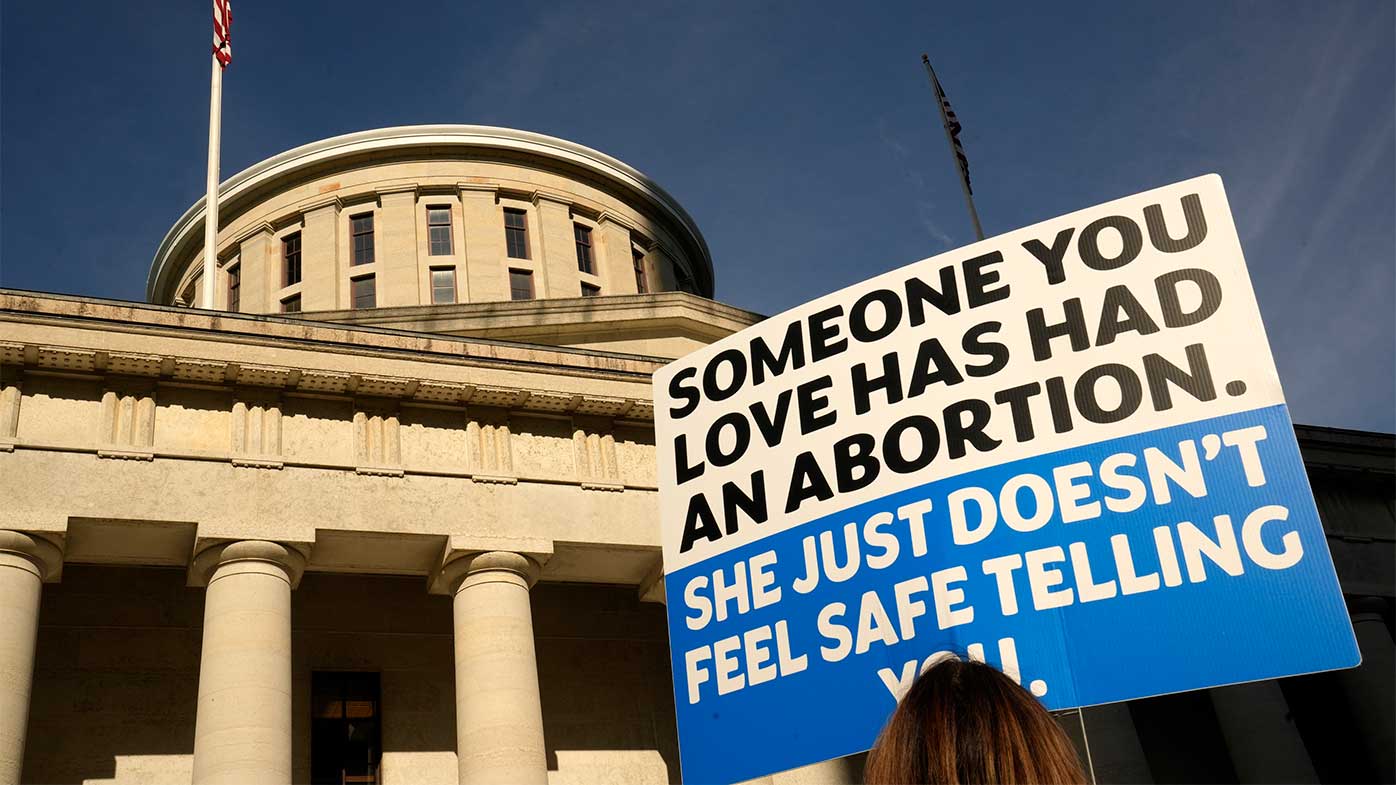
[[213, 0, 232, 67]]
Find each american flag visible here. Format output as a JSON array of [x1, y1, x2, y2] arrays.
[[213, 0, 232, 67], [930, 68, 971, 195]]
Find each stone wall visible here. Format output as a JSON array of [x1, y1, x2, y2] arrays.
[[24, 566, 201, 785]]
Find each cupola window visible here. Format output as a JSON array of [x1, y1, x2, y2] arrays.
[[574, 224, 594, 274], [633, 249, 648, 293], [351, 275, 376, 309], [431, 268, 457, 304], [283, 232, 302, 286], [504, 209, 530, 259], [509, 269, 534, 301], [427, 207, 452, 256], [351, 214, 375, 266], [226, 264, 241, 312]]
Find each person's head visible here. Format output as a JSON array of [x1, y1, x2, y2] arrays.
[[865, 656, 1087, 785]]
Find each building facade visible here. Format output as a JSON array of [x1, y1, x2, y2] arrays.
[[0, 126, 1391, 785]]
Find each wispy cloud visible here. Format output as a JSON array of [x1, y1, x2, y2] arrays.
[[877, 119, 955, 249], [1239, 4, 1386, 249], [458, 2, 604, 124]]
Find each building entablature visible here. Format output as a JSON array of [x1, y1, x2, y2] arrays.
[[0, 289, 674, 590], [0, 289, 664, 401]]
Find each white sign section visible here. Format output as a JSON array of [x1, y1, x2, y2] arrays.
[[654, 175, 1358, 784]]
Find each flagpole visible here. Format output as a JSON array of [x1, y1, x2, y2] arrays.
[[201, 51, 223, 309], [921, 54, 985, 242]]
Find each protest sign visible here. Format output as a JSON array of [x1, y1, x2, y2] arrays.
[[653, 175, 1360, 783]]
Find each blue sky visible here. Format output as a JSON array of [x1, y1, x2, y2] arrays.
[[2, 1, 1392, 431]]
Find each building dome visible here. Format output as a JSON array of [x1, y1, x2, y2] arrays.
[[147, 125, 715, 314]]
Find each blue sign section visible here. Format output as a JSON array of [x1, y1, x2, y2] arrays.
[[665, 405, 1358, 784]]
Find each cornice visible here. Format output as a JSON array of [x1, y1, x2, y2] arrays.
[[0, 289, 664, 372], [296, 290, 764, 330], [0, 291, 663, 421], [0, 337, 658, 421]]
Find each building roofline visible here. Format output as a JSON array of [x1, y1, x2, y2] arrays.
[[146, 125, 716, 303], [294, 289, 764, 326], [1294, 422, 1396, 474], [0, 287, 672, 373]]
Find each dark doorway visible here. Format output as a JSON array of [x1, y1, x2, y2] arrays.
[[311, 671, 382, 785]]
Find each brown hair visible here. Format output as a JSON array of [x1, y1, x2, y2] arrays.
[[865, 657, 1087, 785]]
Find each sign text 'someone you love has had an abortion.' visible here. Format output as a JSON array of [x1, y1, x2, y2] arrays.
[[668, 190, 1235, 554]]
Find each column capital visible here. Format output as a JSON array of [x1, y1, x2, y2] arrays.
[[188, 539, 307, 588], [0, 530, 63, 581], [0, 531, 54, 784], [299, 194, 343, 215], [375, 184, 419, 202], [436, 550, 541, 595], [457, 181, 499, 197], [595, 210, 637, 233], [530, 189, 572, 209], [230, 220, 275, 247], [429, 537, 552, 595]]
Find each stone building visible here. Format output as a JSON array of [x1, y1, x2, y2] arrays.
[[0, 125, 1391, 785]]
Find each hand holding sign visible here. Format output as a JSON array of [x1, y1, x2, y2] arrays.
[[655, 176, 1358, 784]]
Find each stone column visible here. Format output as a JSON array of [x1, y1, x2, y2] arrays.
[[1210, 680, 1317, 783], [0, 531, 60, 785], [299, 197, 341, 311], [1337, 597, 1395, 783], [597, 214, 635, 293], [446, 551, 547, 785], [190, 540, 304, 785], [376, 186, 419, 307], [458, 184, 505, 302], [233, 222, 275, 314], [532, 192, 576, 299]]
